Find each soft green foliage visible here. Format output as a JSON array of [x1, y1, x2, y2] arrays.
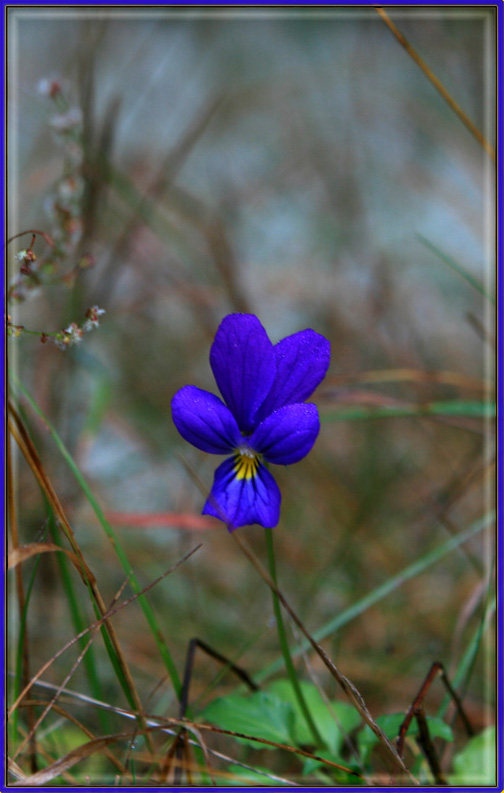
[[302, 752, 366, 785], [220, 764, 292, 786], [44, 726, 108, 781], [448, 726, 496, 786], [266, 679, 361, 755], [200, 680, 461, 785], [358, 713, 453, 766], [201, 690, 296, 749], [201, 679, 362, 757]]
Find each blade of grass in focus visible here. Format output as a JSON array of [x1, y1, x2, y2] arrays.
[[10, 373, 182, 699], [8, 425, 38, 768], [10, 545, 41, 753], [48, 506, 111, 734], [256, 511, 493, 682]]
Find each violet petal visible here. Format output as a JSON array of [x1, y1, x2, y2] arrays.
[[171, 386, 242, 454], [249, 403, 320, 465], [210, 314, 276, 433], [202, 457, 281, 530], [256, 329, 330, 421]]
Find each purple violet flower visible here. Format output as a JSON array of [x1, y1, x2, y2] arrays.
[[171, 314, 330, 531]]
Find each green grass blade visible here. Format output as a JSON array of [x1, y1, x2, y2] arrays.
[[106, 166, 185, 249], [49, 508, 111, 733], [417, 234, 493, 303], [321, 400, 494, 423], [437, 581, 496, 721], [256, 511, 493, 682], [11, 374, 182, 699], [10, 547, 42, 748]]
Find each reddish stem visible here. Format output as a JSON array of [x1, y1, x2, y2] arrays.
[[6, 229, 54, 248]]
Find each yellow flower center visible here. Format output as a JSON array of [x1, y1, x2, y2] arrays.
[[233, 445, 260, 480]]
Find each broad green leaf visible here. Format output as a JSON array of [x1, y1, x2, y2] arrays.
[[358, 713, 453, 764], [449, 726, 496, 786], [267, 679, 361, 754], [201, 691, 295, 750]]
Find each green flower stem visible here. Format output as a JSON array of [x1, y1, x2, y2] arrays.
[[264, 527, 325, 750], [257, 510, 493, 683]]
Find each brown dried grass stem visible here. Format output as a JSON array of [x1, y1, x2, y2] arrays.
[[7, 401, 155, 755], [375, 7, 495, 161], [7, 434, 38, 772], [8, 546, 201, 724], [19, 700, 127, 777]]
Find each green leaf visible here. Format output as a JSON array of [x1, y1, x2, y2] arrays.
[[358, 713, 453, 764], [360, 712, 453, 744], [302, 750, 364, 784], [449, 726, 496, 786], [201, 691, 296, 750], [266, 680, 361, 755], [221, 765, 291, 786]]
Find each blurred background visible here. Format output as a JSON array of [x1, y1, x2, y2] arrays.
[[8, 5, 495, 771]]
